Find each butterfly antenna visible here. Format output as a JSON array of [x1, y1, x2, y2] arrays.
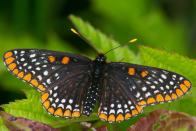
[[70, 28, 92, 45], [71, 28, 80, 36], [104, 38, 138, 55]]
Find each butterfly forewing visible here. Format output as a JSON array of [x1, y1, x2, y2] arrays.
[[98, 62, 191, 122], [3, 49, 93, 118]]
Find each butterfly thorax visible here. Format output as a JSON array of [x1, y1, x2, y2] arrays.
[[93, 54, 106, 78], [82, 54, 106, 115]]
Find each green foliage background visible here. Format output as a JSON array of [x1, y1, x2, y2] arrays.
[[0, 1, 195, 130]]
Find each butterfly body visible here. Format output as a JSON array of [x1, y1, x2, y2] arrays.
[[3, 49, 192, 123], [83, 54, 106, 115]]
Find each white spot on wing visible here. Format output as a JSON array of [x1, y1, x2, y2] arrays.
[[136, 92, 141, 98], [61, 99, 66, 103], [145, 92, 151, 97], [58, 104, 64, 109], [30, 54, 36, 58], [54, 86, 58, 90], [117, 109, 123, 114], [43, 71, 48, 76], [69, 99, 73, 104], [161, 74, 167, 79], [53, 93, 57, 97], [47, 79, 51, 84], [55, 98, 59, 103], [36, 67, 41, 70], [117, 104, 122, 108], [20, 58, 25, 61], [142, 87, 147, 91], [37, 75, 42, 80], [66, 105, 72, 110]]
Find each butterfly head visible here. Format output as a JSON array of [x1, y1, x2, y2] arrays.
[[95, 54, 106, 63]]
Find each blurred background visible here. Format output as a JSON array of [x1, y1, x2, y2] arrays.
[[0, 0, 195, 128]]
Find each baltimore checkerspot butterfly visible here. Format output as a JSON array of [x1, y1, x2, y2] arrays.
[[3, 29, 192, 123]]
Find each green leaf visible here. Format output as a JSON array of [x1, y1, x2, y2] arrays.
[[1, 89, 98, 128], [0, 117, 8, 131], [69, 15, 138, 64]]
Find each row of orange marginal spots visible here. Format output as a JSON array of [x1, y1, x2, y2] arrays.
[[128, 67, 149, 78], [4, 51, 46, 92], [98, 105, 143, 122], [41, 92, 81, 118], [48, 55, 70, 64], [98, 80, 191, 122], [127, 67, 191, 106], [137, 80, 191, 106]]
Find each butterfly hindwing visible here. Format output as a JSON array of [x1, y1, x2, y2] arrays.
[[98, 62, 191, 122], [98, 73, 143, 122], [3, 49, 93, 118]]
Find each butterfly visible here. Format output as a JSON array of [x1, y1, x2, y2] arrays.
[[3, 47, 192, 123]]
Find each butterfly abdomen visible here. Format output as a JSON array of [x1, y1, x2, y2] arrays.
[[82, 55, 106, 115]]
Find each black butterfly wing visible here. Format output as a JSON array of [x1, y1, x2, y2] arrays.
[[3, 49, 93, 118], [98, 62, 191, 122]]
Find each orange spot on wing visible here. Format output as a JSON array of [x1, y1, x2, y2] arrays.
[[48, 107, 54, 114], [116, 114, 124, 122], [8, 63, 16, 70], [176, 89, 183, 97], [43, 100, 50, 109], [165, 95, 171, 101], [156, 94, 164, 102], [41, 93, 49, 102], [38, 84, 46, 91], [48, 56, 56, 63], [180, 84, 188, 93], [132, 110, 138, 116], [99, 113, 107, 121], [5, 57, 15, 64], [183, 80, 191, 88], [61, 56, 70, 64], [72, 111, 81, 117], [138, 100, 146, 106], [125, 113, 132, 120], [54, 108, 63, 117], [136, 105, 143, 113], [108, 114, 115, 122], [17, 72, 24, 78], [141, 70, 148, 77], [128, 68, 135, 75], [13, 69, 19, 75], [23, 73, 32, 82], [147, 97, 156, 104], [4, 52, 13, 58], [171, 93, 177, 100], [30, 79, 38, 87], [64, 110, 71, 117]]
